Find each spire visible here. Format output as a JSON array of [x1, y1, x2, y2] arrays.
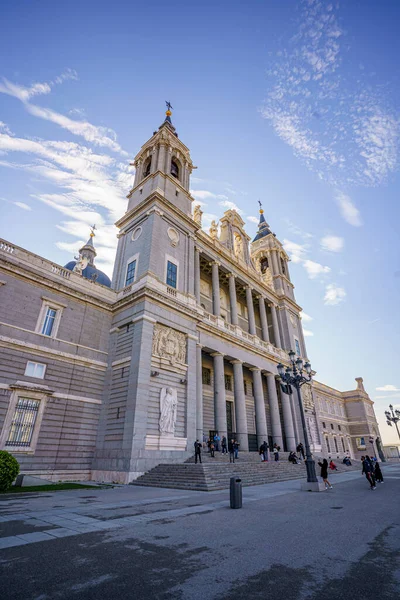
[[158, 101, 178, 137], [252, 201, 272, 242], [79, 225, 97, 265]]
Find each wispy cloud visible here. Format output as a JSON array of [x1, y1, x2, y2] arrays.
[[376, 385, 400, 392], [219, 199, 243, 215], [303, 328, 314, 337], [14, 201, 31, 211], [0, 121, 13, 136], [261, 0, 399, 199], [336, 192, 362, 227], [283, 238, 329, 279], [0, 69, 77, 102], [283, 238, 309, 263], [247, 215, 259, 224], [303, 259, 330, 279], [300, 311, 313, 322], [324, 283, 346, 305], [320, 235, 344, 252]]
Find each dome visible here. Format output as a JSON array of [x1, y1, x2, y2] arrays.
[[64, 261, 112, 287]]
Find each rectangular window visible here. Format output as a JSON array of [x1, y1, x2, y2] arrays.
[[326, 437, 331, 453], [202, 368, 211, 386], [294, 338, 301, 356], [125, 259, 137, 286], [243, 381, 247, 395], [338, 425, 341, 431], [24, 361, 46, 379], [331, 423, 334, 430], [5, 398, 40, 448], [41, 308, 57, 336], [341, 438, 346, 452], [334, 437, 338, 453], [356, 437, 366, 449], [224, 374, 232, 391], [166, 261, 177, 289], [322, 421, 326, 429]]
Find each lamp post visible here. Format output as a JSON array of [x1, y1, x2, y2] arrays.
[[276, 351, 318, 483], [385, 404, 400, 441]]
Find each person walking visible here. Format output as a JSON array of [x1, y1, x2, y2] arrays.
[[318, 458, 333, 489], [374, 461, 384, 483], [234, 440, 239, 460], [273, 443, 279, 462], [214, 433, 220, 452], [194, 439, 202, 464], [221, 436, 227, 454], [362, 456, 376, 490], [261, 441, 269, 462], [297, 443, 305, 460], [228, 439, 235, 463], [210, 441, 215, 458]]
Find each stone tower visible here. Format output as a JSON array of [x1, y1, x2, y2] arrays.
[[92, 107, 200, 482]]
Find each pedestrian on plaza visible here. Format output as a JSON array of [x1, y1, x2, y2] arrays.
[[374, 461, 384, 483], [329, 459, 338, 471], [261, 441, 269, 462], [228, 439, 235, 463], [194, 439, 202, 464], [207, 438, 211, 453], [273, 443, 279, 462], [362, 456, 376, 490], [214, 433, 220, 452], [318, 458, 333, 489], [234, 440, 239, 459], [297, 443, 305, 460], [221, 436, 227, 454], [210, 442, 215, 458], [288, 451, 298, 464]]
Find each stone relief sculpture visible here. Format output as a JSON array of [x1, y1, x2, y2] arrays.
[[193, 204, 203, 226], [152, 324, 187, 365], [159, 387, 178, 435], [73, 255, 88, 274], [302, 385, 315, 411], [209, 220, 218, 240], [234, 234, 244, 260]]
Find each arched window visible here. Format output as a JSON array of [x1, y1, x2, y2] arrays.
[[170, 159, 180, 179], [280, 257, 286, 275], [143, 158, 152, 179], [260, 257, 269, 273]]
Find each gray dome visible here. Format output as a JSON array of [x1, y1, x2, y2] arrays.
[[64, 261, 112, 288]]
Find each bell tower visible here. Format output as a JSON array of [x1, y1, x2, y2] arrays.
[[127, 103, 195, 217]]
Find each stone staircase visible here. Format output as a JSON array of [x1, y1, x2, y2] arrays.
[[131, 452, 362, 491]]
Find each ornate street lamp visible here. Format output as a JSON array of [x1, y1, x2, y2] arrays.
[[276, 351, 318, 483], [385, 404, 400, 441]]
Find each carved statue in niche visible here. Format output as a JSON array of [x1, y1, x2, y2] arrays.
[[159, 387, 177, 435], [193, 204, 203, 226], [234, 234, 244, 260], [307, 416, 314, 443], [209, 220, 218, 240], [302, 385, 314, 411], [152, 324, 187, 365]]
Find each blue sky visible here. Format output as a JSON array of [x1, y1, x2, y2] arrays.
[[1, 0, 399, 444]]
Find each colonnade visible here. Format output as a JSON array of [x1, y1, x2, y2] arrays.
[[194, 249, 282, 348], [196, 346, 298, 452]]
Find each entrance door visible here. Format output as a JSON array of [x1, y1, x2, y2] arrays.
[[226, 401, 234, 439]]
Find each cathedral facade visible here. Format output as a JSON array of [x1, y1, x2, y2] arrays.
[[0, 109, 381, 483]]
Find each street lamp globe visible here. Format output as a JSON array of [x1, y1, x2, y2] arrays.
[[296, 357, 303, 372], [277, 363, 285, 377], [304, 361, 312, 375], [288, 350, 296, 363]]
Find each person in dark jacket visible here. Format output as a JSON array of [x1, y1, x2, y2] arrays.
[[221, 436, 227, 454], [297, 443, 305, 460], [318, 458, 332, 489], [288, 451, 298, 464], [374, 462, 384, 483], [228, 439, 235, 463], [194, 440, 202, 464], [362, 456, 376, 489], [261, 441, 269, 462]]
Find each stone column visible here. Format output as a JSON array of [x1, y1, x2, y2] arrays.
[[150, 147, 158, 174], [245, 286, 256, 335], [228, 274, 238, 325], [211, 352, 227, 439], [232, 360, 248, 451], [194, 247, 201, 305], [157, 144, 166, 172], [196, 344, 203, 442], [269, 303, 282, 348], [258, 296, 270, 342], [281, 388, 296, 451], [266, 373, 283, 448], [271, 250, 280, 275], [211, 262, 221, 317], [251, 368, 269, 449], [166, 146, 173, 175]]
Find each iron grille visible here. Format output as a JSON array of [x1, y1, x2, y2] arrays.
[[5, 398, 40, 447]]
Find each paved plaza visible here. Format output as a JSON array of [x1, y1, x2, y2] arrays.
[[1, 463, 400, 599]]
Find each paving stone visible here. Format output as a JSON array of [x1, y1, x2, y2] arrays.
[[16, 532, 58, 543], [0, 536, 29, 549]]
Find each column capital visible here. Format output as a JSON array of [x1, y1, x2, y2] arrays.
[[230, 359, 243, 365], [209, 260, 221, 267], [210, 351, 224, 358], [244, 284, 252, 291], [268, 302, 277, 308], [227, 272, 237, 279], [249, 367, 261, 373], [194, 245, 201, 253], [256, 294, 266, 301], [196, 343, 203, 349]]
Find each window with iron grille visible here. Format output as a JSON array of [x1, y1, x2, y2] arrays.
[[166, 261, 177, 289], [334, 437, 338, 453], [125, 259, 137, 286], [41, 308, 57, 336], [224, 374, 232, 391], [5, 398, 40, 447], [341, 438, 346, 452], [326, 437, 331, 453], [202, 367, 211, 386]]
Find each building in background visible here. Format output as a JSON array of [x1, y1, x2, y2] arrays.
[[0, 108, 382, 482]]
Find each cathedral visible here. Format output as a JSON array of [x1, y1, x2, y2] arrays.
[[0, 107, 381, 483]]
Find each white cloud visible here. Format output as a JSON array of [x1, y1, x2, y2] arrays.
[[300, 311, 313, 322], [320, 235, 344, 252], [0, 69, 77, 102], [374, 395, 400, 400], [247, 216, 259, 224], [376, 385, 400, 392], [190, 189, 228, 201], [14, 201, 31, 211], [336, 192, 362, 226], [0, 121, 13, 136], [283, 238, 308, 263], [324, 283, 346, 305], [303, 329, 314, 337], [218, 199, 243, 215], [303, 259, 330, 279]]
